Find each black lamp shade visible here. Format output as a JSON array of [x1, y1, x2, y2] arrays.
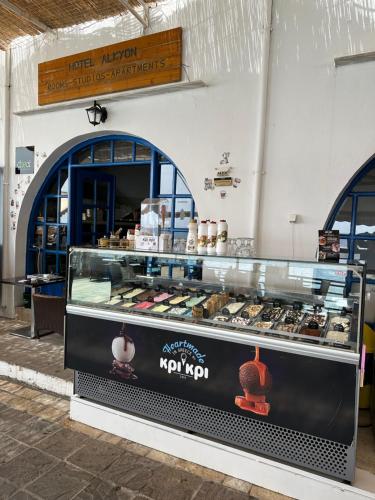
[[86, 101, 107, 126]]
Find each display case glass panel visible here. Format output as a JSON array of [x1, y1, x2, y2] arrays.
[[67, 248, 365, 354]]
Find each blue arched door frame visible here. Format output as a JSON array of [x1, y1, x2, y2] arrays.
[[324, 154, 375, 285], [26, 134, 196, 276]]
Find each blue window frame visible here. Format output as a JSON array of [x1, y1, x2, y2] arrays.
[[325, 156, 375, 283], [27, 135, 196, 276]]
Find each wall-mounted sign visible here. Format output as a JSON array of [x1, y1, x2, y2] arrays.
[[38, 28, 182, 106], [15, 146, 34, 174], [318, 230, 340, 262]]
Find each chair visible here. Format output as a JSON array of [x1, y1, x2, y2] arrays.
[[32, 293, 66, 338]]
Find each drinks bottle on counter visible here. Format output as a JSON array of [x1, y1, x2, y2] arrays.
[[186, 219, 198, 254], [216, 219, 228, 255], [198, 220, 208, 255], [207, 221, 217, 255]]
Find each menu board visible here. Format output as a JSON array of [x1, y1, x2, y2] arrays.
[[318, 230, 340, 262]]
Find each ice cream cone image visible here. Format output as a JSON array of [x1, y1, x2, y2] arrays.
[[235, 346, 271, 416], [110, 323, 137, 380]]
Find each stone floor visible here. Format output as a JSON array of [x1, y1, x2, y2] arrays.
[[0, 317, 73, 384], [0, 315, 375, 497], [0, 376, 289, 500]]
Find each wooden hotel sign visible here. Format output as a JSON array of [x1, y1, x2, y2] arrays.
[[38, 28, 182, 105]]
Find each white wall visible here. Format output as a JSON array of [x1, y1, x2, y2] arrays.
[[0, 51, 5, 168], [6, 0, 269, 287], [3, 0, 375, 315], [260, 0, 375, 259]]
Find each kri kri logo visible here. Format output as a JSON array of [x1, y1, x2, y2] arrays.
[[160, 340, 209, 381]]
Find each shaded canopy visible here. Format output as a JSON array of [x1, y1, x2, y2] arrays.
[[0, 0, 152, 50]]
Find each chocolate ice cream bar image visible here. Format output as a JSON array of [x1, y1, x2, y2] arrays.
[[241, 304, 264, 319], [185, 296, 206, 308], [121, 288, 145, 300], [329, 316, 350, 332], [169, 307, 190, 316], [153, 292, 173, 303], [326, 330, 349, 343], [133, 301, 154, 310], [169, 295, 191, 305], [213, 314, 229, 322], [231, 316, 251, 326], [151, 304, 171, 313], [253, 320, 273, 330], [222, 302, 245, 315]]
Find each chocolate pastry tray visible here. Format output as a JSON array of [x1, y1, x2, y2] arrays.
[[72, 280, 355, 350]]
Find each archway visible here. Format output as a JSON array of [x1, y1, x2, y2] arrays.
[[325, 154, 375, 281], [16, 131, 196, 278]]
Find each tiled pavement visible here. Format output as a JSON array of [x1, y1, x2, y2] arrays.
[[0, 318, 73, 384], [0, 377, 291, 500], [0, 316, 374, 497]]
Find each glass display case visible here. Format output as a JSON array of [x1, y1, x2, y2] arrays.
[[66, 247, 365, 483], [67, 247, 365, 355]]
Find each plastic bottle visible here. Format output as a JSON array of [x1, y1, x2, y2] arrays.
[[197, 220, 208, 255], [216, 220, 228, 256], [186, 220, 198, 254], [207, 221, 217, 255]]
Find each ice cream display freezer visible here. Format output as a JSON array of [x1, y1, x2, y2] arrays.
[[65, 247, 366, 482]]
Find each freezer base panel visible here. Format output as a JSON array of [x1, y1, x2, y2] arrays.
[[74, 369, 355, 481]]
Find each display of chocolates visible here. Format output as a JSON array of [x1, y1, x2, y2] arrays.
[[326, 330, 349, 343], [253, 321, 274, 330], [222, 302, 245, 315], [152, 304, 170, 313], [169, 295, 190, 305], [169, 307, 190, 315], [99, 282, 353, 350], [231, 316, 251, 326], [153, 292, 173, 303], [329, 316, 350, 332], [241, 304, 263, 319], [213, 314, 229, 322], [122, 288, 145, 300], [303, 313, 327, 328], [277, 323, 297, 333]]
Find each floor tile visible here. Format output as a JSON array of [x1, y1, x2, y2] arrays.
[[74, 477, 134, 499], [6, 416, 59, 445], [36, 428, 89, 459], [102, 452, 202, 500], [0, 433, 28, 464], [195, 481, 253, 500], [68, 438, 124, 475], [0, 447, 59, 488], [26, 462, 93, 500], [0, 477, 18, 499]]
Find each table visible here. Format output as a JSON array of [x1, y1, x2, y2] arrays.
[[0, 276, 65, 338]]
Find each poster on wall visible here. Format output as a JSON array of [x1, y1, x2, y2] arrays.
[[15, 146, 34, 174], [318, 230, 340, 262], [66, 314, 356, 445]]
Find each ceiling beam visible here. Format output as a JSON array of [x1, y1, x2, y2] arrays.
[[0, 0, 51, 32], [118, 0, 149, 29]]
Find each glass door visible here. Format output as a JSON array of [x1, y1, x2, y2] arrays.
[[75, 170, 115, 246]]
